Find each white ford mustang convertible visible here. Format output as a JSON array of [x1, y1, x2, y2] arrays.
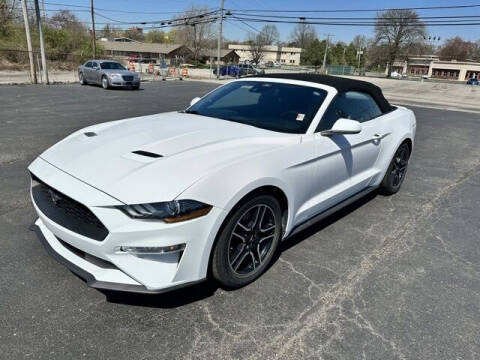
[[29, 74, 416, 293]]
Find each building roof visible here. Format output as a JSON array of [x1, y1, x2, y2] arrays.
[[251, 73, 395, 113], [228, 44, 302, 53], [201, 49, 238, 58], [102, 41, 187, 54]]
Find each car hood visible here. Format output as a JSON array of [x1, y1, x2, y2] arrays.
[[40, 112, 296, 204]]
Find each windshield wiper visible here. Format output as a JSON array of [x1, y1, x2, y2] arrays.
[[184, 109, 199, 114]]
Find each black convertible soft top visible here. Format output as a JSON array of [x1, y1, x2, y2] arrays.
[[252, 73, 395, 113]]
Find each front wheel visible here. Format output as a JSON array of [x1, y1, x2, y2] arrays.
[[212, 195, 282, 289], [79, 72, 87, 85], [101, 76, 109, 89], [379, 143, 410, 195]]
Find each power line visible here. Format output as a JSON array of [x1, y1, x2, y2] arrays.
[[230, 13, 480, 20], [230, 15, 261, 33], [228, 16, 480, 26], [225, 4, 480, 13], [42, 1, 217, 15]]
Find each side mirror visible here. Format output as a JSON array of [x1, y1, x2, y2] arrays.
[[190, 97, 201, 106], [321, 118, 362, 136]]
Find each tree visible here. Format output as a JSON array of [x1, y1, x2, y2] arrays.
[[352, 35, 368, 50], [124, 27, 144, 41], [438, 36, 477, 61], [144, 29, 165, 43], [302, 39, 326, 70], [374, 9, 426, 77], [247, 32, 268, 65], [101, 24, 121, 40], [289, 21, 317, 50], [174, 6, 215, 63], [258, 25, 279, 45]]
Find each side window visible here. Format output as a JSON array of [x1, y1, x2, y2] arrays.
[[316, 91, 382, 131], [92, 62, 98, 68], [343, 91, 382, 121], [85, 61, 92, 68]]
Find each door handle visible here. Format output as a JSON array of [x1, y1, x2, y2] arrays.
[[372, 133, 383, 140]]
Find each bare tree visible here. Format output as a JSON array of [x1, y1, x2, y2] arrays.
[[374, 9, 426, 77], [258, 25, 279, 45], [124, 27, 144, 41], [175, 6, 215, 63], [247, 32, 268, 65], [438, 36, 478, 61], [289, 21, 317, 49], [352, 35, 368, 50]]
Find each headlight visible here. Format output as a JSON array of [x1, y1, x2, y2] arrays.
[[118, 200, 212, 223], [133, 73, 139, 79], [108, 73, 121, 79]]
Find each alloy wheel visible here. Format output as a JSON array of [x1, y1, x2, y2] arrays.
[[227, 204, 277, 275], [391, 146, 409, 187]]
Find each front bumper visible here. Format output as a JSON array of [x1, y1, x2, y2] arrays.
[[109, 78, 140, 87], [28, 157, 227, 293]]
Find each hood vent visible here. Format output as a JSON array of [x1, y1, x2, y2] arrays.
[[84, 132, 97, 137], [132, 150, 163, 158]]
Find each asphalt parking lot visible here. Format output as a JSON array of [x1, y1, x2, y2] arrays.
[[1, 81, 479, 360]]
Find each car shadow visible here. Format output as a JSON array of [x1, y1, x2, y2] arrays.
[[101, 190, 378, 308], [100, 279, 219, 308]]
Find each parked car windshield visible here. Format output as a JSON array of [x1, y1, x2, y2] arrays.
[[186, 81, 328, 134], [100, 62, 126, 70]]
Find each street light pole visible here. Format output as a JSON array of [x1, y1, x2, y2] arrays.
[[21, 0, 37, 84], [217, 0, 225, 79], [33, 0, 48, 84]]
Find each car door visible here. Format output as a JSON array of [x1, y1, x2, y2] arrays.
[[83, 61, 92, 81], [308, 91, 384, 214], [91, 62, 101, 84]]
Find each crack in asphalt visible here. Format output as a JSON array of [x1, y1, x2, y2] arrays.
[[245, 161, 480, 360]]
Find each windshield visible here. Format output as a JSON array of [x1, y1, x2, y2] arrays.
[[100, 62, 126, 70], [186, 81, 327, 134]]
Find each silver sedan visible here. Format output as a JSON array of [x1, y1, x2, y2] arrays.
[[78, 60, 140, 90]]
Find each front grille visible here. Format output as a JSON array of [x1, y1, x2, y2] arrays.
[[31, 174, 108, 241], [122, 75, 133, 81]]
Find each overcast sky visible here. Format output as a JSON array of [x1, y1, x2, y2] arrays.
[[58, 0, 480, 43]]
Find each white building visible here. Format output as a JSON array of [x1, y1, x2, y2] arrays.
[[392, 55, 480, 81], [228, 44, 302, 65]]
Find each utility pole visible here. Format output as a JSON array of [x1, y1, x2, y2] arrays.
[[217, 0, 225, 79], [90, 0, 96, 59], [321, 34, 333, 74], [21, 0, 37, 84], [33, 0, 48, 84]]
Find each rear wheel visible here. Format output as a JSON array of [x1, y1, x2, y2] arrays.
[[212, 195, 282, 289], [379, 143, 410, 195], [101, 76, 109, 89]]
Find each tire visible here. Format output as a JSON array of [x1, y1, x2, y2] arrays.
[[79, 72, 87, 85], [379, 143, 410, 195], [101, 76, 109, 89], [212, 195, 282, 289]]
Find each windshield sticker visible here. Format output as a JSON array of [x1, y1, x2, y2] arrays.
[[296, 113, 305, 121]]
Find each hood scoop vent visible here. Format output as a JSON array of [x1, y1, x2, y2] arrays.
[[131, 150, 163, 158]]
